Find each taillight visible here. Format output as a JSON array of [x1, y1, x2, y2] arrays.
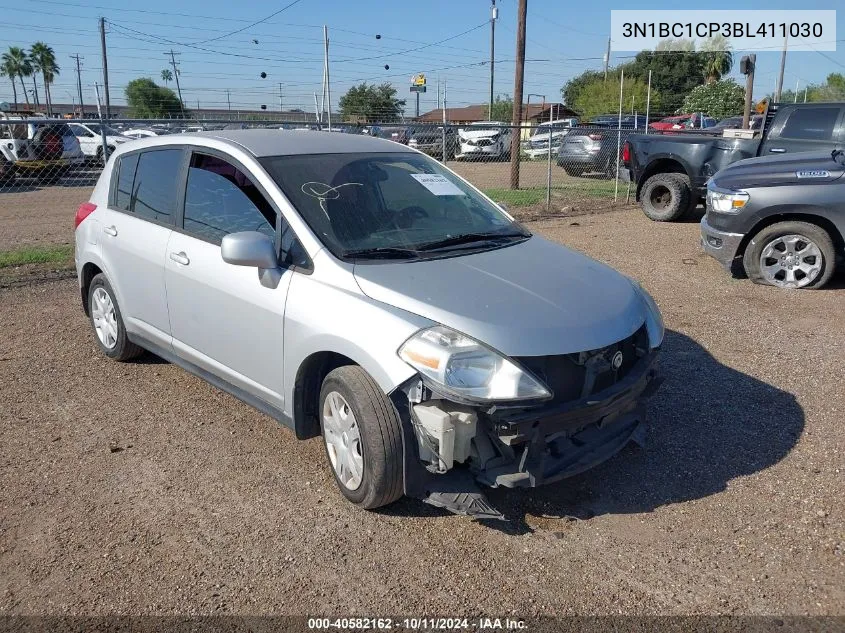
[[588, 133, 603, 141], [621, 141, 631, 163], [75, 202, 97, 229]]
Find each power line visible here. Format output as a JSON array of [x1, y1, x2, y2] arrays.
[[190, 0, 305, 45]]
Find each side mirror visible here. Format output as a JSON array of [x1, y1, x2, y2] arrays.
[[221, 231, 278, 269]]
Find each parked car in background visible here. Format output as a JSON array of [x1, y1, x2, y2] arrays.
[[376, 126, 414, 144], [69, 122, 132, 164], [122, 127, 172, 139], [624, 102, 845, 221], [523, 118, 579, 159], [710, 115, 764, 132], [457, 122, 513, 160], [408, 126, 458, 159], [649, 113, 716, 131], [700, 149, 844, 289], [556, 116, 646, 177], [0, 116, 85, 184], [73, 130, 663, 519]]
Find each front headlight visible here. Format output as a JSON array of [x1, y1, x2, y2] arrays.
[[398, 325, 551, 402], [707, 187, 749, 214]]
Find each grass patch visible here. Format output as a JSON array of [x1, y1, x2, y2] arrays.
[[483, 188, 546, 207], [0, 244, 73, 268]]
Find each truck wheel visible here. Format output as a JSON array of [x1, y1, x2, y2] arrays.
[[743, 221, 835, 289], [563, 167, 584, 177], [319, 366, 403, 510], [640, 173, 691, 221]]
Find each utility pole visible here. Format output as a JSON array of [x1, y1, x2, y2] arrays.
[[488, 0, 497, 120], [741, 54, 756, 129], [226, 89, 231, 112], [279, 83, 283, 112], [70, 54, 84, 117], [603, 36, 611, 81], [99, 17, 110, 118], [323, 25, 332, 130], [509, 0, 527, 189], [437, 76, 441, 111], [775, 35, 788, 103], [166, 50, 185, 115]]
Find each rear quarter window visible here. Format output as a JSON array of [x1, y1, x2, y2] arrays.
[[114, 153, 139, 211]]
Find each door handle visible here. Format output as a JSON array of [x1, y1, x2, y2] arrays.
[[769, 148, 786, 153], [169, 251, 190, 266], [104, 225, 118, 236]]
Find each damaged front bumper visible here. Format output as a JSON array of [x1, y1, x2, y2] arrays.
[[390, 351, 662, 520]]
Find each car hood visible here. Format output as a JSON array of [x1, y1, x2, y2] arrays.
[[459, 128, 502, 140], [352, 236, 646, 356], [713, 151, 845, 189]]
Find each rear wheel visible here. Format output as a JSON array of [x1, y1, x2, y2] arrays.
[[87, 273, 145, 361], [563, 167, 584, 177], [319, 366, 403, 510], [743, 221, 835, 289], [640, 172, 691, 222]]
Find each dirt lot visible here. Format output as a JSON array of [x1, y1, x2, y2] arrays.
[[1, 205, 844, 618]]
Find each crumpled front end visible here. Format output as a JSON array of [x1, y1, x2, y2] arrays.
[[391, 325, 662, 520]]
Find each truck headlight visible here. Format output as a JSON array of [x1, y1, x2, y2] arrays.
[[707, 187, 749, 214], [398, 326, 551, 402]]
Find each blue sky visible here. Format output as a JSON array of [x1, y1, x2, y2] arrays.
[[1, 0, 842, 115]]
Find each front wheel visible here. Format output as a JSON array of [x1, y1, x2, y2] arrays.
[[743, 221, 836, 289], [319, 366, 403, 510]]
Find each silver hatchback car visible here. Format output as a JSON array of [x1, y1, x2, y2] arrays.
[[74, 130, 664, 519]]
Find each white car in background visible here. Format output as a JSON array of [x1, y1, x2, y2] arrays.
[[68, 122, 132, 164], [523, 118, 579, 159], [122, 128, 169, 139], [456, 122, 513, 160]]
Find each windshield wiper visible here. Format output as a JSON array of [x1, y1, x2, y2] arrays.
[[415, 231, 530, 252], [342, 246, 421, 259]]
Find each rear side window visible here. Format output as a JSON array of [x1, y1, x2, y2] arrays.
[[114, 153, 139, 211], [780, 108, 840, 141], [132, 149, 183, 222]]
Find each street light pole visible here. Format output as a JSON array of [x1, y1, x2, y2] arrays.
[[488, 0, 497, 120]]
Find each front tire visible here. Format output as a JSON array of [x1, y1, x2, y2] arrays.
[[743, 221, 836, 289], [87, 273, 145, 361], [640, 173, 691, 222], [319, 366, 403, 510]]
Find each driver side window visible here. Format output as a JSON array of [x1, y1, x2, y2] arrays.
[[183, 153, 276, 243]]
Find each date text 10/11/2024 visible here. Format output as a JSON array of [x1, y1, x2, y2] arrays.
[[307, 617, 528, 630]]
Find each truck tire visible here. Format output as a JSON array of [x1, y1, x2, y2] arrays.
[[743, 221, 836, 290], [640, 173, 691, 222], [319, 365, 404, 510]]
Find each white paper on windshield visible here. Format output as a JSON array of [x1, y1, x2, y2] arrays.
[[409, 173, 466, 196]]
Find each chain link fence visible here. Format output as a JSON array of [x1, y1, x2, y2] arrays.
[[1, 114, 725, 255]]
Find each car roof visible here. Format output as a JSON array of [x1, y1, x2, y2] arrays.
[[175, 129, 410, 157]]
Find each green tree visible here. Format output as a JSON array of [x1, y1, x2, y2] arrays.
[[561, 70, 604, 110], [0, 56, 18, 107], [618, 44, 706, 114], [570, 74, 659, 120], [338, 82, 405, 122], [682, 79, 745, 119], [489, 94, 513, 121], [125, 78, 184, 118], [160, 69, 173, 86], [29, 42, 59, 115], [700, 36, 733, 84], [775, 73, 845, 103], [2, 47, 31, 107]]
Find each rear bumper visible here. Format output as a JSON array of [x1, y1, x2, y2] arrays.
[[700, 216, 745, 270], [557, 153, 602, 169]]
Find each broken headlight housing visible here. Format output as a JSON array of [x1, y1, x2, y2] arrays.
[[398, 325, 551, 403]]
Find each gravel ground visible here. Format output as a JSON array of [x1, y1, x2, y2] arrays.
[[0, 208, 843, 618]]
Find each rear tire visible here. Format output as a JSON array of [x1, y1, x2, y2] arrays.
[[319, 366, 403, 510], [563, 167, 584, 177], [640, 172, 691, 222], [743, 221, 835, 289], [87, 273, 145, 361]]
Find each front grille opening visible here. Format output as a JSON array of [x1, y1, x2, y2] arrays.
[[515, 326, 649, 405]]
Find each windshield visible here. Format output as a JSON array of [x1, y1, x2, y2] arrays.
[[260, 152, 526, 260], [86, 123, 122, 136]]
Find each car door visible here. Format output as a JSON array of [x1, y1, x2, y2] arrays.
[[165, 150, 296, 409], [70, 123, 99, 157], [99, 147, 183, 347], [761, 105, 845, 155]]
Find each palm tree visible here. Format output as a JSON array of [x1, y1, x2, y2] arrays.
[[30, 42, 59, 116], [701, 36, 733, 84], [2, 47, 30, 107], [0, 57, 17, 107], [161, 69, 173, 86]]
